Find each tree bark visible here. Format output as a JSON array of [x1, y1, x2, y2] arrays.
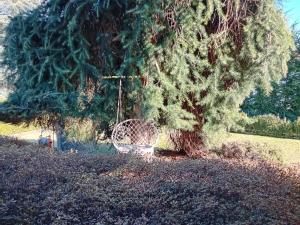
[[55, 121, 63, 151]]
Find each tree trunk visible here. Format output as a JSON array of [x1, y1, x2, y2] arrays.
[[170, 130, 206, 157], [55, 121, 63, 151], [91, 120, 99, 146]]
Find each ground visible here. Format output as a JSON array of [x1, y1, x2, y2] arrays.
[[226, 133, 300, 165], [0, 140, 299, 225], [1, 120, 300, 165], [0, 122, 36, 136]]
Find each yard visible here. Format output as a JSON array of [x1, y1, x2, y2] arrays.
[[0, 0, 299, 224], [226, 133, 300, 165], [0, 138, 299, 225], [1, 119, 299, 166], [0, 122, 36, 136]]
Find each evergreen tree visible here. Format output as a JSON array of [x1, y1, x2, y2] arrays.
[[1, 0, 145, 147], [0, 0, 294, 154], [0, 0, 42, 89], [141, 0, 293, 154], [242, 31, 300, 121], [0, 0, 42, 55]]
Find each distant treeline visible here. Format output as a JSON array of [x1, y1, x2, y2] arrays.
[[233, 113, 300, 139]]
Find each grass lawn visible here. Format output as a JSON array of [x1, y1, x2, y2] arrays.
[[226, 133, 300, 165], [0, 122, 36, 136], [0, 96, 6, 102], [0, 99, 37, 135]]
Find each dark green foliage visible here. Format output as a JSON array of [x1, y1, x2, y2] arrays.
[[241, 87, 273, 117], [241, 72, 300, 121], [242, 32, 300, 121], [0, 1, 41, 42], [138, 0, 294, 151], [1, 0, 294, 152], [0, 140, 299, 225], [234, 114, 300, 139], [1, 0, 144, 130], [0, 1, 42, 92]]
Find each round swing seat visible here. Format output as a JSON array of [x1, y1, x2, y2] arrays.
[[111, 119, 159, 155]]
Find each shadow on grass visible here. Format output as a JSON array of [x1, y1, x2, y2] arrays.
[[0, 139, 299, 225]]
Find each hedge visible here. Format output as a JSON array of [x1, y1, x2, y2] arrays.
[[234, 114, 300, 139]]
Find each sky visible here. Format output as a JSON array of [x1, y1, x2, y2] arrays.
[[0, 1, 299, 25], [283, 0, 300, 28]]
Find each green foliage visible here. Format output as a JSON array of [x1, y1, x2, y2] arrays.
[[1, 0, 143, 130], [1, 0, 294, 152], [64, 118, 102, 143], [241, 72, 300, 121], [0, 0, 41, 42], [241, 31, 300, 121], [0, 1, 42, 57], [0, 0, 41, 88], [234, 114, 300, 139], [140, 0, 293, 148]]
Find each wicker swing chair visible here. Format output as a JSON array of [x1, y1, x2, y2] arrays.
[[110, 79, 159, 155], [111, 119, 159, 155]]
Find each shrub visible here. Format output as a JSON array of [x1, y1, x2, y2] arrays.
[[0, 140, 299, 225], [233, 114, 300, 139], [212, 142, 283, 163], [64, 118, 104, 144]]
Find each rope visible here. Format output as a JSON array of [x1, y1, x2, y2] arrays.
[[116, 79, 122, 124]]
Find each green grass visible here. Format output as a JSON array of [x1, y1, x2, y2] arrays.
[[0, 97, 37, 135], [156, 130, 300, 164], [1, 92, 36, 137], [226, 133, 300, 165], [0, 122, 36, 136]]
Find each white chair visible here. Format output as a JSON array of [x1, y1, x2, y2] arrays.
[[111, 119, 159, 155]]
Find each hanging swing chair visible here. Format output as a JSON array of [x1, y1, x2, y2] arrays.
[[111, 119, 159, 155], [110, 79, 159, 155]]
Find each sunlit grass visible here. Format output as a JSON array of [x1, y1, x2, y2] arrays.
[[226, 133, 300, 165], [0, 122, 36, 136], [0, 96, 37, 135], [0, 96, 6, 103]]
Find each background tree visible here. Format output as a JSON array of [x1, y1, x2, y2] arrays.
[[0, 0, 294, 154], [241, 31, 300, 121]]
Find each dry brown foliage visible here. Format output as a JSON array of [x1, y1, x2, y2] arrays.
[[0, 139, 299, 225]]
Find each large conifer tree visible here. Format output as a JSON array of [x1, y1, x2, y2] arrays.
[[1, 0, 294, 154]]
